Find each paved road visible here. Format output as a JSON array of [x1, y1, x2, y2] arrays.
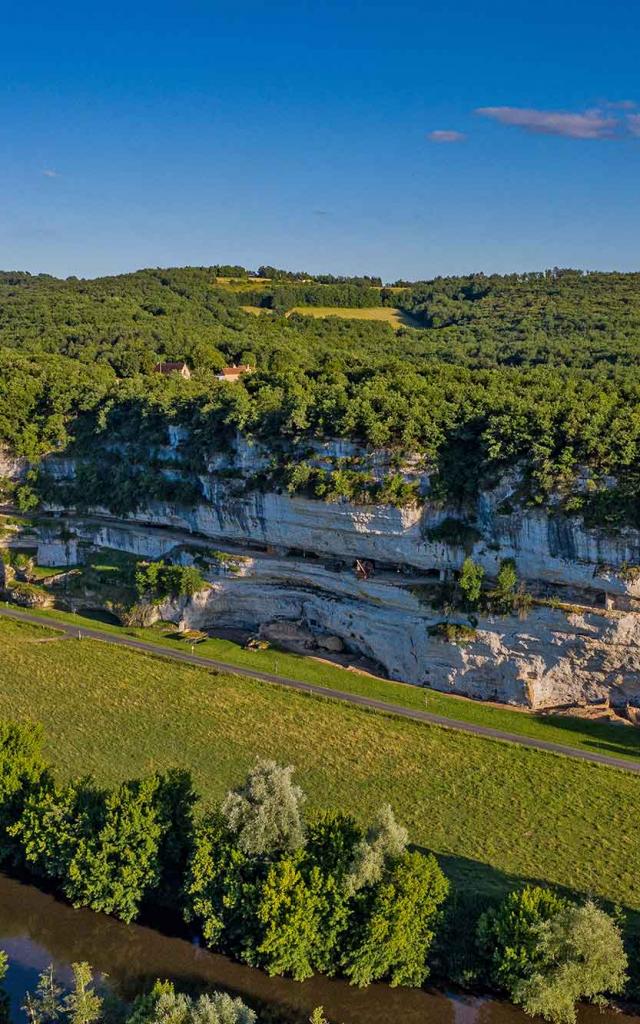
[[2, 605, 639, 774]]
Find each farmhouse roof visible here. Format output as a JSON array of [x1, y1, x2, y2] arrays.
[[217, 364, 254, 378], [153, 360, 191, 377]]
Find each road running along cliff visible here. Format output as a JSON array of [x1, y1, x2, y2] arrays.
[[2, 604, 640, 776]]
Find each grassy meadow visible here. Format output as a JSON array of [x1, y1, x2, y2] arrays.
[[238, 305, 421, 328], [14, 603, 640, 767], [0, 615, 638, 914], [285, 306, 421, 328]]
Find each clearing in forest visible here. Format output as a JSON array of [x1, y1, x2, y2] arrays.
[[285, 306, 422, 328], [239, 304, 422, 328]]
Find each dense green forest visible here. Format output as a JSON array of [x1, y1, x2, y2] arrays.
[[2, 265, 640, 527]]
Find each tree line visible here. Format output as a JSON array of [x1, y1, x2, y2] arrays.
[[10, 354, 640, 529], [0, 722, 628, 1022], [0, 955, 267, 1024]]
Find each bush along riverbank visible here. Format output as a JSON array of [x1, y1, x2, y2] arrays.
[[0, 722, 629, 1023], [0, 954, 274, 1024]]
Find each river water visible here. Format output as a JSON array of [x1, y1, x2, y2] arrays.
[[0, 874, 635, 1024]]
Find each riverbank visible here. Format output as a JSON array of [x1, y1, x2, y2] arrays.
[[0, 872, 633, 1024]]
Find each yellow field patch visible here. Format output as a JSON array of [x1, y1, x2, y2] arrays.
[[241, 305, 274, 315], [285, 306, 421, 329]]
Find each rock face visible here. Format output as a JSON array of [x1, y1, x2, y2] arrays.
[[0, 446, 27, 483], [37, 536, 79, 567], [44, 433, 638, 603], [25, 433, 640, 709], [149, 558, 640, 710]]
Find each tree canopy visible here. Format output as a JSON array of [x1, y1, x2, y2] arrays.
[[3, 265, 640, 528]]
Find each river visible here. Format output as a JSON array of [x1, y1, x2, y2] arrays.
[[0, 874, 634, 1024]]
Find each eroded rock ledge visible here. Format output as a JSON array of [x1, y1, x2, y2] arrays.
[[3, 436, 640, 710]]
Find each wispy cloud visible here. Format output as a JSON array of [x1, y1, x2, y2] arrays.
[[42, 168, 59, 178], [475, 106, 621, 139], [627, 114, 640, 136], [601, 99, 637, 111], [427, 130, 466, 143]]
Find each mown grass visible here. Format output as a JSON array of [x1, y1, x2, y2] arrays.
[[240, 305, 275, 315], [0, 615, 638, 913], [285, 306, 421, 329], [238, 305, 421, 328], [10, 603, 640, 767]]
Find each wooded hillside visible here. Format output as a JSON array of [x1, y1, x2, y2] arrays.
[[2, 266, 640, 528]]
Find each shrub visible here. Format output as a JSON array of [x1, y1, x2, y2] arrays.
[[459, 557, 484, 608], [477, 887, 627, 1023], [343, 850, 449, 987], [183, 811, 254, 954], [13, 770, 194, 923], [127, 980, 256, 1024], [222, 759, 306, 857], [254, 855, 331, 980], [135, 562, 206, 602], [428, 621, 478, 644], [487, 558, 532, 615], [512, 901, 627, 1024], [346, 804, 408, 894], [494, 558, 517, 600], [0, 722, 47, 864], [477, 885, 568, 993]]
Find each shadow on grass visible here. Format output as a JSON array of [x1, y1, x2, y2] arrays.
[[530, 712, 640, 762], [75, 606, 122, 626], [428, 848, 640, 989]]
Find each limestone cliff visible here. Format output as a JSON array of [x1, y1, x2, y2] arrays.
[[4, 434, 640, 710]]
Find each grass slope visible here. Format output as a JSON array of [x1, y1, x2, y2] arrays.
[[15, 605, 640, 767], [0, 616, 637, 913]]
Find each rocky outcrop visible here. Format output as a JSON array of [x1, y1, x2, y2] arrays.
[[42, 432, 640, 602], [136, 551, 638, 710], [22, 433, 640, 709], [0, 446, 27, 483], [81, 488, 639, 604]]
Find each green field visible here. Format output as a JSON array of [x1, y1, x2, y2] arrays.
[[0, 615, 638, 914], [215, 276, 274, 292], [285, 306, 421, 328], [13, 604, 640, 767], [241, 304, 275, 315], [239, 305, 421, 328]]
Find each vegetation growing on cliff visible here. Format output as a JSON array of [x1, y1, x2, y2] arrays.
[[3, 266, 640, 526], [135, 562, 206, 603]]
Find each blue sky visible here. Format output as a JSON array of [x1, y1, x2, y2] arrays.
[[1, 0, 639, 280]]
